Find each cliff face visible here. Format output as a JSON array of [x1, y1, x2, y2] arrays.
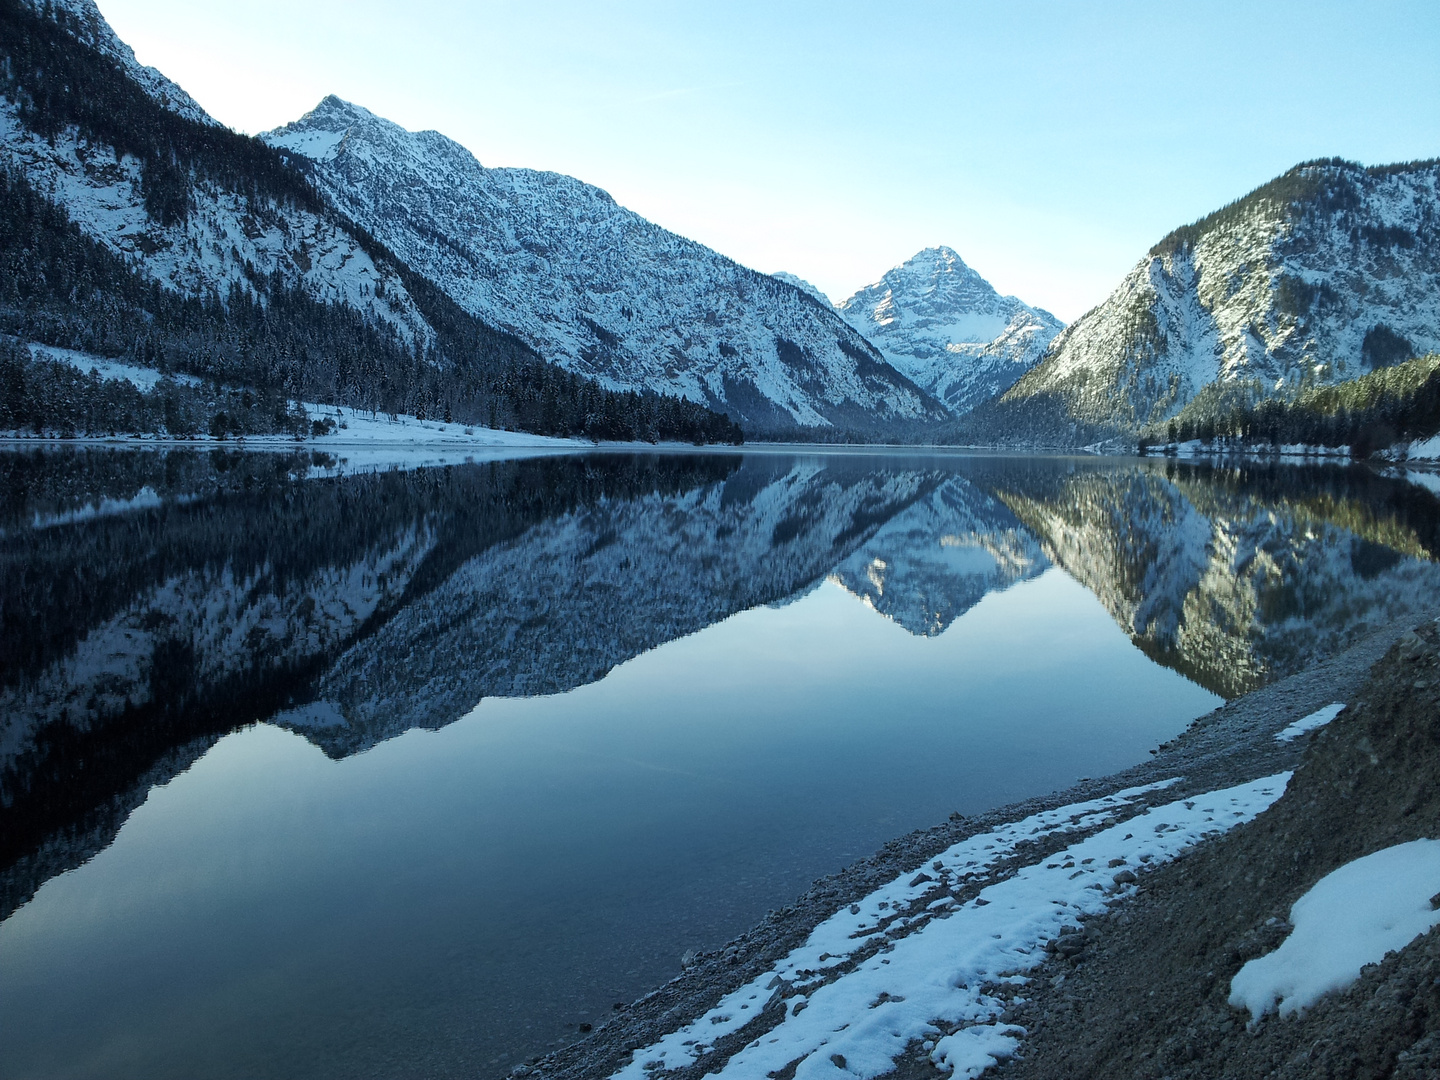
[[981, 160, 1440, 442]]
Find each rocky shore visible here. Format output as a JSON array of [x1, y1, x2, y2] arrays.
[[519, 612, 1437, 1080]]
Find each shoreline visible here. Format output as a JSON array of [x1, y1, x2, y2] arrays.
[[526, 613, 1432, 1080]]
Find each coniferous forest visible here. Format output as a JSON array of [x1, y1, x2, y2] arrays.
[[1138, 353, 1440, 457]]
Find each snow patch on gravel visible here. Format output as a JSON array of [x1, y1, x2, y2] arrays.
[[1274, 703, 1346, 742], [612, 773, 1292, 1080], [1230, 839, 1440, 1021]]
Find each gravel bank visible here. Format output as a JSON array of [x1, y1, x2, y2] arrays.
[[519, 613, 1432, 1080]]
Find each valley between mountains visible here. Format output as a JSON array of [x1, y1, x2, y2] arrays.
[[3, 0, 1439, 450], [6, 4, 1440, 1080]]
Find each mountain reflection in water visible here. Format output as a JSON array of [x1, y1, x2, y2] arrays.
[[3, 447, 1440, 1078]]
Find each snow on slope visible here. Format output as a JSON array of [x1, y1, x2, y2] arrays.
[[20, 0, 214, 125], [1001, 160, 1440, 436], [0, 4, 436, 346], [837, 247, 1064, 415], [771, 272, 833, 306], [0, 101, 432, 344], [263, 97, 943, 432], [1230, 839, 1440, 1021], [613, 773, 1291, 1080]]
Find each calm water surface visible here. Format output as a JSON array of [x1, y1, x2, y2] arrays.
[[3, 448, 1440, 1078]]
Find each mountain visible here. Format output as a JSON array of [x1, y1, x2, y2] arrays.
[[18, 0, 212, 125], [977, 160, 1440, 444], [836, 247, 1065, 415], [262, 97, 945, 434], [770, 272, 832, 306], [0, 0, 739, 443]]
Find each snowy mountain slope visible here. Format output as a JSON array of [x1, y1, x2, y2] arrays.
[[262, 97, 944, 432], [0, 7, 433, 340], [0, 3, 743, 443], [827, 475, 1048, 635], [18, 0, 213, 124], [836, 247, 1065, 415], [992, 160, 1440, 440], [770, 272, 832, 306]]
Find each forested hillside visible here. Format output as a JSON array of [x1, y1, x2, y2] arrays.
[[0, 0, 741, 444], [1140, 353, 1440, 456]]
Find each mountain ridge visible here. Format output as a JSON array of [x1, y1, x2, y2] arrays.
[[976, 159, 1440, 444], [0, 0, 741, 443], [263, 95, 946, 434], [836, 246, 1065, 415]]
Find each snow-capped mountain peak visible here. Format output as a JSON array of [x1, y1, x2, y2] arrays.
[[263, 99, 944, 433], [837, 247, 1064, 415]]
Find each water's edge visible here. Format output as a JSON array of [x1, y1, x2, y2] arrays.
[[530, 611, 1431, 1080]]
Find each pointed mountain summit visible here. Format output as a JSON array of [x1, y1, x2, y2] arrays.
[[837, 247, 1064, 415], [265, 98, 944, 434]]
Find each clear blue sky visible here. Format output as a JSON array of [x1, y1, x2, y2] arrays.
[[99, 0, 1438, 321]]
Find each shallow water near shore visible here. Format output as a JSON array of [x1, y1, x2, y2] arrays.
[[3, 448, 1440, 1078]]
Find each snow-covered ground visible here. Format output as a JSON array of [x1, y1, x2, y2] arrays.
[[1395, 434, 1440, 461], [1274, 703, 1346, 743], [613, 772, 1291, 1080], [28, 342, 202, 390], [1230, 839, 1440, 1021], [13, 344, 592, 466]]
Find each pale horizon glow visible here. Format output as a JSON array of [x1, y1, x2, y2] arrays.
[[95, 0, 1439, 322]]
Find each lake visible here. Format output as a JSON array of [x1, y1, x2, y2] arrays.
[[3, 447, 1440, 1079]]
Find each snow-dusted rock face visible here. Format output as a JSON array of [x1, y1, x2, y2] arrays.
[[837, 247, 1064, 415], [19, 0, 213, 125], [0, 3, 436, 343], [770, 271, 832, 306], [263, 98, 943, 432], [0, 99, 433, 341], [1000, 161, 1440, 437]]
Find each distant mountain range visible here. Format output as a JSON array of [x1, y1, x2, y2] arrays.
[[3, 0, 1438, 445], [262, 96, 942, 435]]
